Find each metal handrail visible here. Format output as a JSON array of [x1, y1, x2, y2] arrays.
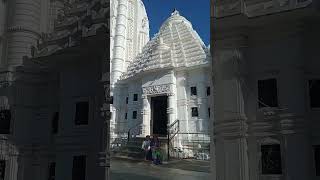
[[167, 119, 180, 160], [168, 119, 180, 140], [168, 119, 179, 129], [127, 122, 142, 142]]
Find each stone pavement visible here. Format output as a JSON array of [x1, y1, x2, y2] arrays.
[[110, 157, 211, 180]]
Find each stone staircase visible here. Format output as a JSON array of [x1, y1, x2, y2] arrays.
[[111, 137, 170, 161], [181, 140, 210, 160], [111, 137, 145, 159]]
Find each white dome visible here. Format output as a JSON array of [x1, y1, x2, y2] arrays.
[[120, 10, 209, 80]]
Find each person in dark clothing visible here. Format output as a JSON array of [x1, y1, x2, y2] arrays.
[[150, 135, 162, 165]]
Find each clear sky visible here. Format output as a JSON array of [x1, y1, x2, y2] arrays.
[[143, 0, 210, 46]]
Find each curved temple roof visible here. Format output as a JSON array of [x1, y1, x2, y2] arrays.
[[120, 10, 210, 80]]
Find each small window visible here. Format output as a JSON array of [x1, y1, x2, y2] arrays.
[[191, 107, 198, 117], [0, 160, 5, 180], [125, 113, 127, 120], [207, 87, 211, 96], [52, 112, 59, 134], [191, 87, 197, 96], [126, 97, 128, 104], [48, 162, 56, 180], [208, 108, 210, 118], [72, 155, 86, 180], [75, 101, 89, 125], [261, 144, 282, 174], [258, 79, 278, 108], [314, 145, 320, 176], [133, 94, 138, 101], [0, 109, 11, 134], [309, 80, 320, 108], [132, 111, 137, 119], [109, 96, 113, 104]]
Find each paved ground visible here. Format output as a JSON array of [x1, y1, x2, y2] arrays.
[[110, 158, 211, 180]]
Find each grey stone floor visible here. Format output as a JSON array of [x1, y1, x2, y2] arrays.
[[110, 158, 211, 180]]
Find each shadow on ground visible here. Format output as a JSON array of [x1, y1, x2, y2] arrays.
[[110, 158, 211, 180], [162, 159, 210, 172], [111, 172, 161, 180]]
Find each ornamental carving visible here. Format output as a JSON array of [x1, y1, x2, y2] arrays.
[[34, 0, 108, 58], [142, 84, 172, 95], [214, 0, 312, 18]]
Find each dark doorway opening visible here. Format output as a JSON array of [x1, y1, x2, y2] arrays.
[[151, 96, 168, 136]]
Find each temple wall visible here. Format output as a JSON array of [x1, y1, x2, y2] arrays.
[[212, 1, 320, 178], [115, 67, 211, 158]]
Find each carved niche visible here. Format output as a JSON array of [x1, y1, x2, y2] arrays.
[[142, 84, 172, 95]]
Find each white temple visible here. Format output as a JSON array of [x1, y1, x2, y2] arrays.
[[110, 0, 212, 158]]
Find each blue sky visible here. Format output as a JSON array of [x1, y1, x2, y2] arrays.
[[143, 0, 210, 46]]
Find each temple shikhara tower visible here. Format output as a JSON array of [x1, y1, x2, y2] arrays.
[[110, 0, 150, 141], [110, 0, 212, 159]]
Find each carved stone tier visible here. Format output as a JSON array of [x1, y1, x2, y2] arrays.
[[214, 115, 248, 140], [248, 109, 307, 137], [120, 10, 209, 80]]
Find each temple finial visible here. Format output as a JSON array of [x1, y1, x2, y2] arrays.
[[171, 8, 179, 16]]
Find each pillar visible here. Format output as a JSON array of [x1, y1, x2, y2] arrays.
[[277, 64, 312, 180], [48, 0, 64, 32], [0, 0, 7, 65], [167, 93, 176, 125], [167, 71, 177, 126], [8, 155, 18, 180], [110, 0, 128, 139], [5, 0, 41, 66], [213, 46, 250, 180], [176, 72, 189, 147], [198, 82, 209, 132], [141, 94, 150, 136], [0, 1, 6, 34], [111, 0, 128, 86]]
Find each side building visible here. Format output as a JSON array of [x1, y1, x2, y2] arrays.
[[0, 0, 109, 179], [212, 0, 320, 180]]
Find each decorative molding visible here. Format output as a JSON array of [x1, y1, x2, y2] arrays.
[[34, 0, 109, 57], [214, 0, 313, 18], [142, 84, 172, 95], [141, 109, 149, 115], [0, 96, 9, 109], [0, 81, 11, 88], [214, 0, 241, 18], [214, 112, 248, 140], [167, 107, 174, 114], [167, 92, 175, 96], [7, 26, 41, 38], [141, 94, 148, 99], [259, 137, 281, 145]]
